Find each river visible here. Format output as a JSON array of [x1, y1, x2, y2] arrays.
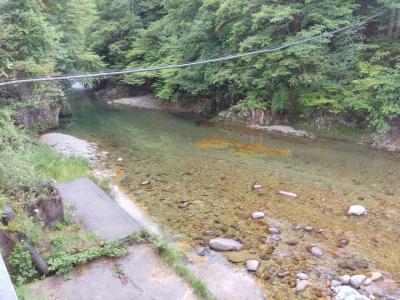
[[62, 90, 400, 299]]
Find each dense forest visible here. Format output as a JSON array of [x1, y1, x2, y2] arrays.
[[0, 0, 399, 133]]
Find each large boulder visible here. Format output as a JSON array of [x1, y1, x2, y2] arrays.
[[15, 103, 60, 131], [209, 238, 244, 251]]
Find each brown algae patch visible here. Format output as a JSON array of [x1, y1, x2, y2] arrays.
[[194, 136, 292, 157]]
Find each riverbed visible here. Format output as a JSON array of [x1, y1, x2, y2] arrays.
[[62, 90, 400, 299]]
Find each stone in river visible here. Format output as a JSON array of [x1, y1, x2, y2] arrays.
[[337, 239, 349, 248], [339, 275, 351, 285], [246, 260, 260, 272], [252, 212, 265, 219], [224, 251, 255, 263], [348, 205, 367, 216], [370, 272, 383, 281], [295, 279, 309, 292], [140, 180, 151, 186], [268, 227, 280, 234], [333, 286, 368, 300], [117, 157, 123, 162], [331, 280, 341, 288], [253, 184, 263, 190], [350, 274, 366, 288], [303, 226, 313, 233], [309, 246, 323, 258], [286, 239, 299, 246], [209, 238, 244, 251], [296, 273, 309, 280], [278, 191, 298, 198]]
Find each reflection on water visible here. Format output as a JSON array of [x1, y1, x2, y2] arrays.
[[63, 91, 400, 298]]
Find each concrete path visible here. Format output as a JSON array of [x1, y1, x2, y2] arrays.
[[30, 245, 196, 300], [59, 178, 142, 241]]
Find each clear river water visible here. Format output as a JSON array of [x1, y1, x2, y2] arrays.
[[63, 90, 400, 299]]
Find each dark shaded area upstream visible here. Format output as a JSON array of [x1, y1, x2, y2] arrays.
[[62, 90, 400, 299]]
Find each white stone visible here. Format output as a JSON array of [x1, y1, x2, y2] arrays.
[[370, 272, 383, 281], [309, 246, 323, 258], [339, 275, 351, 285], [117, 157, 123, 162], [343, 295, 370, 300], [278, 191, 297, 198], [209, 238, 244, 251], [296, 273, 309, 280], [334, 285, 362, 300], [268, 227, 280, 234], [246, 260, 260, 272], [140, 180, 151, 186], [347, 205, 367, 216], [253, 184, 263, 190], [295, 279, 309, 292], [252, 212, 265, 219], [363, 278, 372, 286], [350, 274, 366, 288]]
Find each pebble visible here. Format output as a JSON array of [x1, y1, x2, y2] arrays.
[[295, 279, 309, 292], [140, 180, 151, 186], [252, 212, 265, 219], [303, 226, 313, 233], [246, 260, 260, 272], [278, 191, 298, 198], [197, 247, 208, 256], [277, 271, 290, 278], [270, 234, 281, 242], [117, 157, 123, 162], [253, 184, 263, 190], [370, 272, 383, 281], [309, 246, 323, 258], [293, 224, 302, 231], [338, 239, 350, 248], [178, 200, 190, 208], [347, 205, 367, 216], [296, 273, 309, 280], [317, 228, 324, 233], [268, 227, 280, 234], [350, 274, 367, 288], [286, 239, 299, 246], [209, 238, 244, 251], [339, 275, 351, 285]]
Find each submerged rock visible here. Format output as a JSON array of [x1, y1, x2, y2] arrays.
[[246, 260, 260, 272], [253, 184, 263, 190], [224, 251, 255, 263], [370, 272, 383, 282], [268, 227, 280, 234], [309, 246, 323, 258], [252, 212, 265, 219], [278, 191, 298, 198], [140, 180, 151, 186], [209, 238, 244, 251], [348, 205, 367, 216], [286, 239, 299, 246], [350, 275, 367, 288], [339, 275, 351, 285], [296, 273, 309, 280], [333, 285, 369, 300], [296, 279, 309, 292]]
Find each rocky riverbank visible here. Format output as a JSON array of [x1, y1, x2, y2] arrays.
[[94, 84, 400, 152]]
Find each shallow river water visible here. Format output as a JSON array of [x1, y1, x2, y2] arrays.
[[63, 91, 400, 299]]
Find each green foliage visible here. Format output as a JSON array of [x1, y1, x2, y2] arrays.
[[47, 241, 128, 278], [89, 0, 399, 132], [9, 243, 37, 285]]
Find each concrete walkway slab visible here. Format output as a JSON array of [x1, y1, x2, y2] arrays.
[[59, 178, 142, 241], [30, 245, 196, 300]]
